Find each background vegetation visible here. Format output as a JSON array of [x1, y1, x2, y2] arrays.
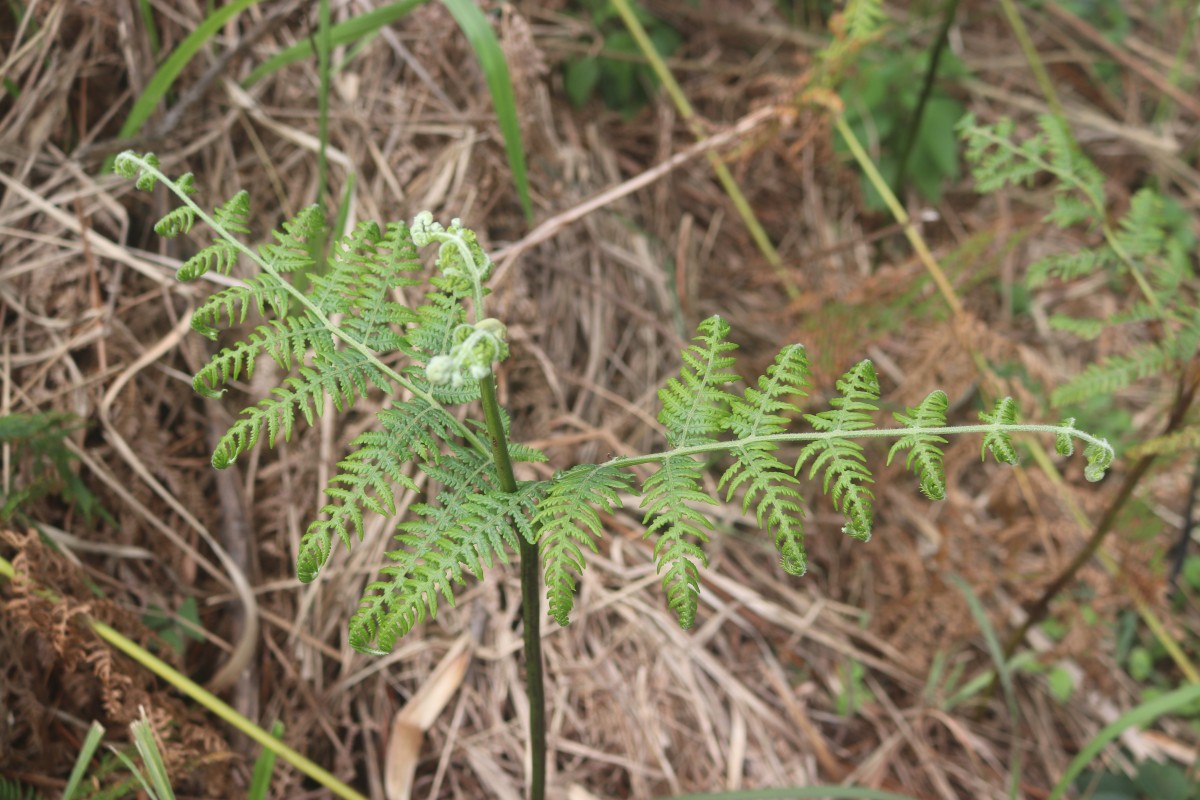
[[0, 1, 1197, 798]]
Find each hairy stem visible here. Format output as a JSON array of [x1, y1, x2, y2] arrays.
[[479, 375, 545, 800]]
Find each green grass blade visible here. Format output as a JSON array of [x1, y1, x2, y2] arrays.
[[1047, 681, 1200, 800], [247, 721, 285, 800], [949, 575, 1022, 800], [130, 712, 176, 800], [316, 0, 332, 216], [138, 0, 161, 55], [117, 0, 261, 143], [241, 0, 430, 87], [440, 0, 533, 222], [62, 721, 106, 800]]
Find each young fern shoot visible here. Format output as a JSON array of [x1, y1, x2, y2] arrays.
[[115, 150, 1115, 654]]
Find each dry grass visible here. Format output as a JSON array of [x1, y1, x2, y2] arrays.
[[1, 1, 1198, 798]]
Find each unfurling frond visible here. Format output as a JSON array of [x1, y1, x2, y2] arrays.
[[535, 464, 633, 625], [888, 390, 949, 500], [796, 360, 879, 540]]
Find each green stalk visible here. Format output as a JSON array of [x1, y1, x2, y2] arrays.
[[607, 0, 800, 300], [478, 374, 545, 800], [894, 0, 960, 193]]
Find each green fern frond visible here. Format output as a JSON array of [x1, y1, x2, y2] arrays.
[[796, 360, 879, 539], [296, 395, 460, 582], [174, 191, 253, 280], [959, 114, 1103, 217], [117, 155, 1118, 660], [403, 278, 472, 365], [256, 204, 323, 274], [641, 318, 754, 624], [720, 343, 811, 574], [1129, 425, 1200, 458], [658, 315, 739, 447], [958, 115, 1045, 192], [534, 464, 633, 625], [322, 221, 423, 350], [349, 445, 511, 653], [190, 274, 293, 340], [154, 205, 195, 237], [178, 240, 239, 281], [888, 389, 949, 500], [1048, 314, 1106, 341], [296, 395, 470, 581], [842, 0, 887, 39], [1116, 188, 1168, 260], [641, 455, 716, 628], [1027, 250, 1109, 286], [980, 397, 1019, 465], [210, 350, 383, 469], [192, 316, 336, 397], [1051, 342, 1173, 407]]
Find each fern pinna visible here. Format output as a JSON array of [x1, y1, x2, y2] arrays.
[[117, 151, 1114, 655], [959, 114, 1200, 434]]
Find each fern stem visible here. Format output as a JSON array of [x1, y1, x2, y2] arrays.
[[478, 374, 546, 800], [607, 422, 1111, 470]]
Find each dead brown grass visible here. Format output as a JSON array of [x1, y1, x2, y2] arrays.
[[1, 1, 1198, 798]]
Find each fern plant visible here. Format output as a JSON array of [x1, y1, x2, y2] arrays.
[[960, 114, 1199, 656], [115, 151, 1113, 800]]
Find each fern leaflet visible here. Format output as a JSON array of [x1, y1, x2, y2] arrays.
[[888, 390, 949, 500], [796, 360, 879, 540], [534, 464, 633, 625], [720, 343, 811, 575]]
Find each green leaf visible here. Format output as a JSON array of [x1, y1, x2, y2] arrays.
[[243, 0, 430, 87], [116, 0, 261, 144], [535, 464, 632, 624], [564, 56, 601, 107], [1046, 665, 1074, 702], [441, 0, 533, 222]]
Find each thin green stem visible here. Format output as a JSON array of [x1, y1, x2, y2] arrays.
[[316, 0, 331, 217], [894, 0, 960, 192], [997, 0, 1067, 121], [478, 375, 545, 800], [607, 0, 800, 300], [606, 422, 1112, 471]]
